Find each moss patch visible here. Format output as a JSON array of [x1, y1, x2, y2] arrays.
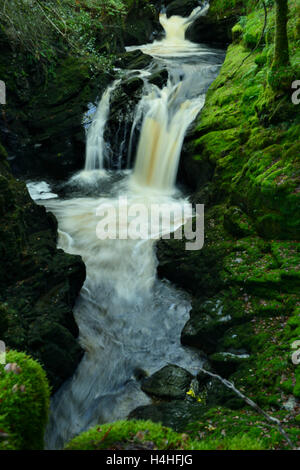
[[65, 419, 266, 450], [0, 350, 50, 450]]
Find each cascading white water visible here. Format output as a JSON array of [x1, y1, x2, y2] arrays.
[[36, 4, 225, 450], [85, 80, 121, 171], [131, 81, 205, 190], [126, 6, 223, 191], [41, 188, 200, 450]]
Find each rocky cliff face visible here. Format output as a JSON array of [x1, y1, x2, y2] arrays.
[[0, 146, 86, 391]]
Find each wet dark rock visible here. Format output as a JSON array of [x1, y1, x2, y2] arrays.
[[104, 79, 144, 170], [0, 150, 85, 391], [157, 235, 226, 297], [121, 1, 162, 46], [196, 360, 214, 387], [141, 364, 193, 399], [203, 378, 244, 409], [209, 351, 250, 377], [149, 69, 169, 88], [116, 50, 153, 70], [186, 15, 237, 45], [181, 298, 233, 355], [178, 141, 215, 191], [105, 63, 168, 169], [2, 56, 112, 180], [134, 368, 148, 381], [129, 400, 208, 432], [166, 0, 200, 18], [122, 77, 144, 95]]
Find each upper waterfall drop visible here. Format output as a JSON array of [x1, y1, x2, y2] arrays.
[[128, 4, 220, 192]]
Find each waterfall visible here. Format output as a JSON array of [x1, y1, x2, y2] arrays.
[[131, 81, 205, 191], [85, 80, 121, 171], [127, 4, 223, 191], [38, 4, 225, 450], [83, 3, 223, 191]]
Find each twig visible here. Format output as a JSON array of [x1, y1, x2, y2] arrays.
[[35, 0, 80, 53], [198, 367, 297, 450]]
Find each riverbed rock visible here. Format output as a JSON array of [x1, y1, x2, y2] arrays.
[[185, 0, 241, 45], [141, 364, 193, 399], [115, 50, 153, 70], [203, 378, 244, 409], [209, 351, 250, 377], [104, 63, 168, 170], [129, 400, 208, 432], [121, 0, 162, 46], [166, 0, 200, 18]]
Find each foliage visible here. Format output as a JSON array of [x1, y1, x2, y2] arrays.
[[0, 350, 50, 450], [209, 0, 274, 18], [0, 0, 142, 73], [186, 407, 300, 449]]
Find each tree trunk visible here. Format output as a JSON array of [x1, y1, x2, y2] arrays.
[[273, 0, 290, 66]]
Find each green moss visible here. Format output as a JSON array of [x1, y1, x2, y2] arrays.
[[242, 10, 265, 50], [268, 65, 297, 91], [255, 51, 268, 67], [65, 419, 266, 450], [185, 0, 300, 241], [186, 406, 299, 450], [232, 24, 243, 43], [0, 350, 50, 450], [65, 420, 194, 450]]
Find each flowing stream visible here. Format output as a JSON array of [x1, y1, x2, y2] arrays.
[[29, 4, 225, 450]]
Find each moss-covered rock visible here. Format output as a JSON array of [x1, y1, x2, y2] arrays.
[[65, 419, 195, 450], [186, 406, 300, 450], [129, 402, 209, 432], [156, 1, 299, 443], [0, 350, 50, 450]]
